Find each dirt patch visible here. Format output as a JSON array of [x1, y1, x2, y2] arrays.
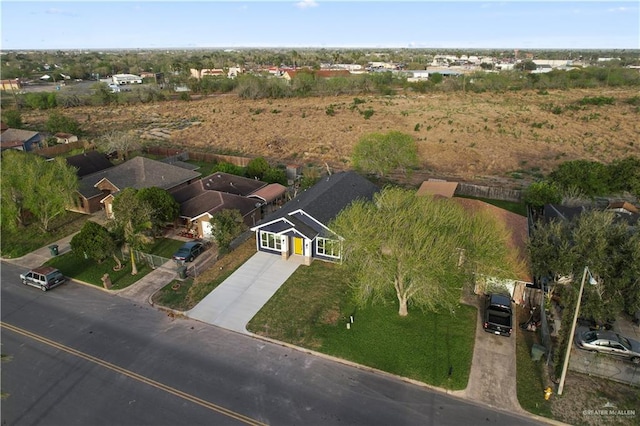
[[22, 88, 639, 185], [550, 373, 639, 426]]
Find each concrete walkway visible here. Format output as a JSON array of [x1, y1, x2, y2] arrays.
[[186, 251, 302, 334]]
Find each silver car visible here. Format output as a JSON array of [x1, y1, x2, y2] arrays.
[[575, 327, 640, 364], [20, 266, 66, 291]]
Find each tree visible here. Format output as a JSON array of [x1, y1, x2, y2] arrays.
[[97, 130, 140, 161], [246, 157, 270, 180], [263, 167, 287, 185], [331, 187, 518, 317], [0, 150, 35, 231], [429, 72, 443, 84], [70, 221, 121, 268], [351, 131, 419, 177], [1, 109, 22, 128], [45, 111, 82, 135], [548, 159, 610, 197], [136, 187, 180, 234], [523, 181, 562, 209], [528, 209, 640, 374], [111, 188, 153, 275], [210, 209, 247, 252], [25, 157, 79, 232], [1, 151, 78, 232], [528, 209, 639, 322]]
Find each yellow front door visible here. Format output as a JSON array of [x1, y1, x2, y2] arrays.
[[293, 237, 303, 255]]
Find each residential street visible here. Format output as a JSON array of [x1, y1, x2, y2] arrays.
[[1, 261, 545, 425]]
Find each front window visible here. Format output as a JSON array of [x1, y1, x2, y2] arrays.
[[317, 237, 341, 259], [260, 232, 282, 251]]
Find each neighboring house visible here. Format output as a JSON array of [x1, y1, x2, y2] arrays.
[[455, 197, 533, 303], [112, 74, 142, 85], [416, 179, 458, 198], [71, 156, 201, 217], [54, 132, 79, 144], [0, 128, 42, 152], [170, 172, 286, 239], [1, 79, 21, 91], [281, 69, 351, 82], [65, 150, 114, 178], [250, 171, 379, 265], [190, 68, 225, 79], [417, 184, 532, 302]]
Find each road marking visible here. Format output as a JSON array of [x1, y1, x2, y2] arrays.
[[1, 321, 267, 426]]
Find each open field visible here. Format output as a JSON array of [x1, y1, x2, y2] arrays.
[[21, 87, 639, 186]]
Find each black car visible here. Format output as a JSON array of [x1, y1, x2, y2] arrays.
[[483, 293, 513, 337], [20, 266, 66, 291], [172, 241, 205, 263]]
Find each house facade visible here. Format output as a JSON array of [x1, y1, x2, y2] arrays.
[[250, 171, 379, 265], [0, 128, 42, 152], [170, 172, 286, 239], [71, 156, 200, 216]]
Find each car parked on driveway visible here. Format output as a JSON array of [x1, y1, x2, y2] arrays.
[[20, 266, 66, 291], [483, 293, 513, 337], [575, 327, 640, 364], [172, 241, 205, 263]]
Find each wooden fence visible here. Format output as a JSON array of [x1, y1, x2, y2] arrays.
[[455, 182, 523, 203], [38, 140, 87, 156], [144, 146, 252, 167]]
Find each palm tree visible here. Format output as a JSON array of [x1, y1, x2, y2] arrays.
[[123, 217, 153, 275]]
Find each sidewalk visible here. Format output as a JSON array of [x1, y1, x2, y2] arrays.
[[2, 213, 109, 271]]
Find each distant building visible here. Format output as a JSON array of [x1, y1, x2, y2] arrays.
[[112, 74, 142, 85], [1, 79, 21, 91]]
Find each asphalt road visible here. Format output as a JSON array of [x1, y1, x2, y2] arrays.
[[1, 261, 544, 425]]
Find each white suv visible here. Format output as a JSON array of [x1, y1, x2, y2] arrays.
[[20, 266, 66, 291]]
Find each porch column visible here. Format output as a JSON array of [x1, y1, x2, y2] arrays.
[[281, 236, 289, 260]]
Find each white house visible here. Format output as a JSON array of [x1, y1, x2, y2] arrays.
[[112, 74, 143, 85]]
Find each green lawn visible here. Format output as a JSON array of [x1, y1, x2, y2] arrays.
[[515, 305, 553, 418], [45, 238, 184, 290], [247, 261, 476, 390], [1, 212, 89, 259]]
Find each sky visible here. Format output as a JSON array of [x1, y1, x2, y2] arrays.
[[1, 1, 639, 50]]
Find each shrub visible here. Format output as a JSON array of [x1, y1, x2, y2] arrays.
[[362, 108, 374, 120], [578, 96, 615, 106]]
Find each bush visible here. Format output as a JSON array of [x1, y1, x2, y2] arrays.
[[578, 96, 614, 106], [45, 111, 82, 135]]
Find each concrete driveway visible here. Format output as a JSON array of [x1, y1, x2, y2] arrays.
[[453, 294, 524, 414], [186, 251, 302, 334]]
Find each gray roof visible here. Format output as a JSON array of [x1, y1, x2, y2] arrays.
[[66, 151, 114, 177], [0, 128, 40, 148], [78, 156, 200, 199], [200, 172, 267, 196], [179, 190, 260, 219], [257, 171, 379, 227]]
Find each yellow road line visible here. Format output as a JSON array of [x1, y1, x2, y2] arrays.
[[1, 321, 267, 426]]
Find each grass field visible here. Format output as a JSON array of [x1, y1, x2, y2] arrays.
[[247, 260, 476, 390], [20, 87, 638, 188]]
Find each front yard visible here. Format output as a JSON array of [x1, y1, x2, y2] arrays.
[[44, 238, 184, 290], [1, 212, 88, 259], [247, 260, 477, 390]]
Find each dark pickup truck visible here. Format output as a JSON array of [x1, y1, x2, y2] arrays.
[[483, 293, 513, 337]]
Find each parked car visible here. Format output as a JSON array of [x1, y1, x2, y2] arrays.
[[20, 266, 66, 291], [483, 293, 513, 337], [575, 327, 640, 364], [172, 241, 205, 263]]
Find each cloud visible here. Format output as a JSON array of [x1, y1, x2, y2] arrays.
[[607, 6, 632, 12], [294, 0, 318, 10], [45, 8, 77, 17]]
